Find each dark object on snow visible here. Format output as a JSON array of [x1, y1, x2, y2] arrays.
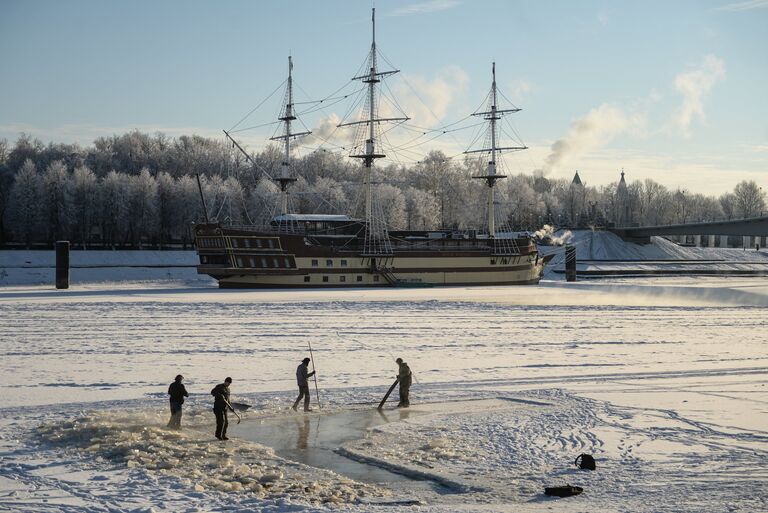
[[55, 241, 69, 289], [230, 402, 251, 411], [575, 453, 596, 470], [565, 244, 576, 282], [545, 485, 583, 498]]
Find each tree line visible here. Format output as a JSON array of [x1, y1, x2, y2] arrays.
[[0, 131, 765, 248]]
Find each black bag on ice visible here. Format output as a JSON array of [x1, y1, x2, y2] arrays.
[[575, 453, 596, 470]]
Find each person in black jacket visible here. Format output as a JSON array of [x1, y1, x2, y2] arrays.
[[211, 377, 233, 440], [291, 358, 315, 412], [167, 374, 189, 429]]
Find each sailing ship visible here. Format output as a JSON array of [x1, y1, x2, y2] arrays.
[[194, 9, 551, 288]]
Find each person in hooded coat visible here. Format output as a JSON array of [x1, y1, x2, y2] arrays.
[[167, 374, 188, 429]]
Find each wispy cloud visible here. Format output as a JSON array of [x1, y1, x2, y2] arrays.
[[597, 10, 609, 26], [671, 55, 725, 136], [540, 104, 645, 173], [388, 0, 460, 17], [715, 0, 768, 12]]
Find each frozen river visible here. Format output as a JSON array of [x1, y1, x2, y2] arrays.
[[1, 278, 766, 512]]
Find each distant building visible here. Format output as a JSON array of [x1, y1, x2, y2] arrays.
[[567, 170, 586, 225], [615, 170, 631, 227]]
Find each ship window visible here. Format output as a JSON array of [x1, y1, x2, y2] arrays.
[[373, 275, 380, 282], [304, 276, 310, 282], [356, 275, 363, 282], [326, 259, 333, 267], [236, 257, 244, 267], [341, 260, 348, 267], [201, 255, 208, 264], [284, 258, 291, 268], [491, 259, 496, 265], [322, 276, 329, 283], [256, 239, 262, 248], [244, 239, 251, 248], [267, 239, 274, 248], [311, 259, 318, 267], [340, 276, 346, 282], [273, 257, 280, 268], [261, 257, 268, 268]]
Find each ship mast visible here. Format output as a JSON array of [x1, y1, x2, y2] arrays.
[[224, 55, 310, 218], [270, 55, 311, 215], [338, 8, 409, 254], [465, 62, 527, 238]]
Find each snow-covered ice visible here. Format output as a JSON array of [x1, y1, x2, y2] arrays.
[[1, 257, 767, 511]]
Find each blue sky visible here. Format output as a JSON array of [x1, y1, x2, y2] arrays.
[[1, 0, 766, 193]]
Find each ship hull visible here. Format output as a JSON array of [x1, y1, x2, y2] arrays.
[[195, 224, 548, 288]]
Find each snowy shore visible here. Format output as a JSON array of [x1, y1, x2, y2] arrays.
[[1, 277, 767, 512]]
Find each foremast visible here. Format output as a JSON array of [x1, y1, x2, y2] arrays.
[[338, 8, 408, 255], [465, 62, 527, 238]]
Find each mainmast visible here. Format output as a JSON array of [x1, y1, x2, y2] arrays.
[[338, 8, 409, 254], [465, 62, 527, 238], [224, 55, 310, 218]]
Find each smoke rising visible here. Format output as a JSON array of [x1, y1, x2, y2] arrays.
[[534, 224, 573, 245]]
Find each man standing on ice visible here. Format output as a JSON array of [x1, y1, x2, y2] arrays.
[[396, 358, 412, 407], [211, 377, 234, 440], [167, 374, 188, 429], [292, 357, 315, 412]]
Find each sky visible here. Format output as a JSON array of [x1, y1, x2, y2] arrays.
[[1, 0, 767, 194]]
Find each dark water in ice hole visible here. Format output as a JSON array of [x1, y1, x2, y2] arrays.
[[237, 408, 448, 491]]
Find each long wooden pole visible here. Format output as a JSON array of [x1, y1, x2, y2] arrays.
[[307, 341, 321, 410]]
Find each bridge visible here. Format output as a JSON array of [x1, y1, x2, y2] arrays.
[[610, 215, 768, 245]]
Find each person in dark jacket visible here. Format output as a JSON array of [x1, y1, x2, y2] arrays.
[[396, 358, 412, 407], [211, 377, 234, 440], [291, 358, 315, 412], [167, 374, 189, 429]]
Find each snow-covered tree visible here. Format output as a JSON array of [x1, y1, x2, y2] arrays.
[[7, 159, 43, 247], [128, 168, 159, 247], [733, 180, 765, 218], [42, 160, 73, 242], [71, 165, 98, 247]]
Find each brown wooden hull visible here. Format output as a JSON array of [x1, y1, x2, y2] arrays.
[[194, 224, 547, 288]]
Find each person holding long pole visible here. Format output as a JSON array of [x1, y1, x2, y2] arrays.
[[292, 358, 316, 412]]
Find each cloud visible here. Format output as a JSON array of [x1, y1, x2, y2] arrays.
[[541, 104, 644, 173], [388, 0, 461, 17], [671, 55, 725, 135], [715, 0, 768, 11], [391, 65, 469, 122]]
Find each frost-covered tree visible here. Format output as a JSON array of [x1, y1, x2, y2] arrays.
[[128, 168, 159, 247], [7, 159, 43, 247], [71, 165, 98, 248], [402, 187, 439, 230], [733, 180, 765, 218], [99, 171, 131, 247], [42, 160, 73, 242], [719, 192, 737, 220]]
